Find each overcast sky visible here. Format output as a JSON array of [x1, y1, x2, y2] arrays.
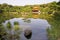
[[0, 0, 59, 6]]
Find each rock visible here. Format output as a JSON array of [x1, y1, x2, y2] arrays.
[[24, 29, 32, 39]]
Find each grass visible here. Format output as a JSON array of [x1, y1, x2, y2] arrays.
[[46, 16, 60, 40]]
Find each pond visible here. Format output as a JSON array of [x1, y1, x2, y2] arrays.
[[2, 18, 51, 40]]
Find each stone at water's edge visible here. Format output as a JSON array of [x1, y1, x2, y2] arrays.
[[24, 29, 32, 39]]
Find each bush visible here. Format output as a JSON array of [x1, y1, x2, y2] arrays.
[[6, 22, 12, 30], [53, 11, 60, 20], [14, 22, 19, 25], [0, 9, 3, 13], [0, 24, 7, 40]]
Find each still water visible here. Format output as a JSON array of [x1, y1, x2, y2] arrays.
[[3, 18, 50, 40]]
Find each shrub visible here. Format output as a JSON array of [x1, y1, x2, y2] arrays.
[[6, 22, 12, 30]]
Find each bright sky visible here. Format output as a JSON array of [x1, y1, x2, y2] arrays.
[[0, 0, 59, 6]]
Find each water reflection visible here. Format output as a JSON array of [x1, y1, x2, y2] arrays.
[[22, 18, 31, 23], [2, 18, 50, 40], [32, 14, 39, 19], [2, 21, 21, 40]]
